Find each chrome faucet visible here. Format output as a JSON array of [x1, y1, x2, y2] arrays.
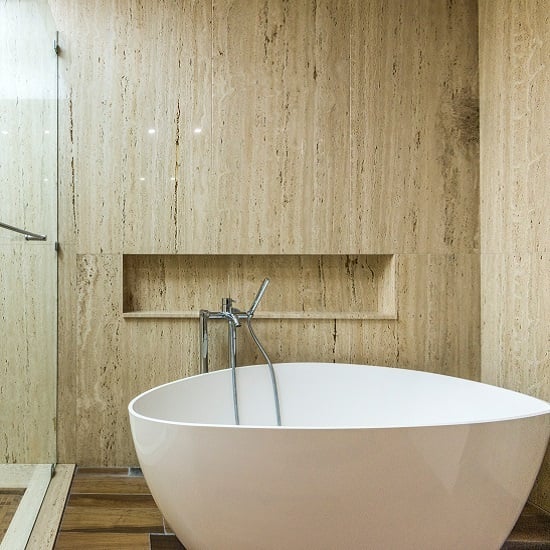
[[198, 279, 281, 426], [220, 297, 241, 327], [199, 279, 270, 375]]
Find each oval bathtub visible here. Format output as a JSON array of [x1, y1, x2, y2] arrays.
[[129, 363, 550, 550]]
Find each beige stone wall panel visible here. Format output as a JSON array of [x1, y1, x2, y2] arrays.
[[481, 254, 549, 402], [211, 0, 351, 254], [395, 254, 480, 381], [351, 0, 479, 254], [480, 0, 550, 255]]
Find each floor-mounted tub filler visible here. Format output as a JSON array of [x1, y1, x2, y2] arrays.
[[129, 362, 550, 550]]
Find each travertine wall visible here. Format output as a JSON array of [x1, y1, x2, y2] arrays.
[[0, 0, 57, 463], [49, 0, 480, 466], [479, 0, 550, 512]]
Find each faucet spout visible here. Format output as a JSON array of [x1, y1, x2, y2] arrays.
[[221, 297, 241, 326]]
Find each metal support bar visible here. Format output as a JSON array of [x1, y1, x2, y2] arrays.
[[0, 221, 47, 241]]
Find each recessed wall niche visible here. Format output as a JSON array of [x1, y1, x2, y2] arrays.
[[122, 254, 397, 320]]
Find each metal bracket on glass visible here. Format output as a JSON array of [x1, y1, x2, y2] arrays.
[[0, 221, 47, 241]]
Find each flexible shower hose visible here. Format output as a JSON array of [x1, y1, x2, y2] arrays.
[[234, 316, 282, 427]]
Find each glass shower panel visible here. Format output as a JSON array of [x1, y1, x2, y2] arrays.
[[0, 0, 57, 470]]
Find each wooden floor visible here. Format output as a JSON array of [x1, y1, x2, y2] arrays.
[[54, 468, 164, 550], [504, 504, 550, 549], [0, 490, 24, 540], [52, 468, 550, 550]]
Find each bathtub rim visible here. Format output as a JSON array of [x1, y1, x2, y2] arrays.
[[128, 362, 550, 430]]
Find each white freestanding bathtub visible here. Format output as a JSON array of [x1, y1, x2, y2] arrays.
[[129, 363, 550, 550]]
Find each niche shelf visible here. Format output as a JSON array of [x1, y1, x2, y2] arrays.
[[122, 254, 397, 320]]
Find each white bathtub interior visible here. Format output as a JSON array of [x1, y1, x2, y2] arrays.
[[131, 363, 550, 428]]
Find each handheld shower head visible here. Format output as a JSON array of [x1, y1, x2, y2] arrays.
[[248, 278, 270, 316]]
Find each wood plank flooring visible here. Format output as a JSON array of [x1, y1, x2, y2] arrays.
[[53, 468, 550, 550], [55, 468, 164, 550], [0, 490, 24, 540], [503, 503, 550, 549]]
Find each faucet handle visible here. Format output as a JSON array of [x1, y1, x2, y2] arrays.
[[248, 278, 270, 316]]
